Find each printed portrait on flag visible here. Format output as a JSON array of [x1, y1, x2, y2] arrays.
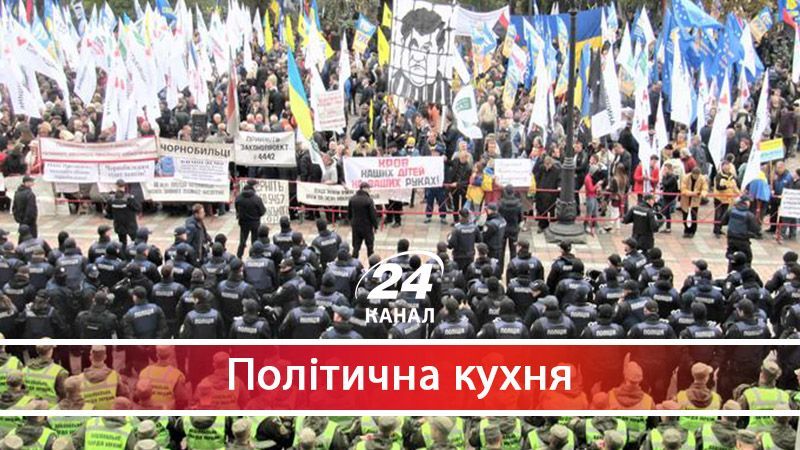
[[387, 0, 456, 105]]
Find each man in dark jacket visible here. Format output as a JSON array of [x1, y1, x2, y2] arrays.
[[107, 179, 141, 247], [534, 157, 560, 232], [348, 182, 379, 258], [12, 175, 37, 237], [498, 186, 523, 270], [234, 179, 266, 258], [722, 196, 761, 266], [623, 194, 660, 251], [185, 203, 211, 262]]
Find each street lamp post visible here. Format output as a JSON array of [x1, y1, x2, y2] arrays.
[[545, 7, 586, 244]]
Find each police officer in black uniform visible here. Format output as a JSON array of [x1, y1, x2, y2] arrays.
[[244, 242, 279, 297], [643, 268, 679, 319], [554, 260, 593, 307], [477, 298, 529, 339], [724, 298, 770, 338], [530, 296, 577, 338], [627, 300, 676, 338], [88, 225, 113, 263], [166, 226, 197, 266], [229, 298, 271, 338], [581, 304, 626, 338], [202, 243, 230, 286], [108, 179, 141, 247], [95, 243, 126, 289], [323, 249, 360, 300], [217, 258, 258, 327], [170, 244, 195, 289], [466, 244, 501, 282], [621, 238, 647, 282], [482, 203, 507, 269], [506, 240, 544, 282], [507, 263, 537, 317], [278, 285, 330, 339], [623, 193, 661, 251], [721, 196, 761, 266], [546, 242, 576, 293], [314, 274, 349, 313], [74, 291, 120, 338], [388, 300, 426, 339], [150, 265, 187, 338], [0, 242, 22, 289], [766, 251, 799, 293], [122, 286, 168, 338], [685, 269, 725, 323], [180, 288, 226, 338], [430, 298, 476, 339], [272, 216, 294, 254], [126, 228, 162, 266], [251, 227, 281, 270], [564, 289, 597, 334], [131, 244, 160, 284], [55, 238, 85, 290], [448, 209, 482, 271], [320, 306, 363, 339], [311, 219, 342, 271], [679, 302, 723, 338]]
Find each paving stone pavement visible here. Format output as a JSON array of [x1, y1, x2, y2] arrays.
[[4, 200, 798, 284]]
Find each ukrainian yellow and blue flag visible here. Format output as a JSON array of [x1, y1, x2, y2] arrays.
[[287, 49, 314, 140]]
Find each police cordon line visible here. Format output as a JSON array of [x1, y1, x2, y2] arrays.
[[0, 205, 800, 341], [0, 414, 795, 450], [228, 358, 571, 400], [0, 343, 799, 414]]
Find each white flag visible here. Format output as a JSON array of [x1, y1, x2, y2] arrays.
[[742, 72, 770, 189], [632, 72, 652, 164], [636, 7, 655, 46], [452, 85, 482, 139], [740, 24, 757, 76], [74, 40, 97, 105], [617, 22, 633, 73], [530, 51, 551, 131], [696, 65, 709, 130], [708, 73, 732, 168], [793, 26, 800, 84], [670, 35, 692, 127], [654, 97, 669, 156], [591, 52, 623, 139], [338, 33, 351, 93]]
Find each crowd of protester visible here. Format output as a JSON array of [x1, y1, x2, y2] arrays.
[[0, 413, 795, 450]]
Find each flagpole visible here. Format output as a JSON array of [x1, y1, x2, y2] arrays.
[[545, 6, 586, 244]]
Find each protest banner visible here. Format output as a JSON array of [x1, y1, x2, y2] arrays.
[[234, 132, 296, 167], [343, 156, 444, 190], [39, 137, 158, 183], [759, 138, 785, 163], [241, 179, 290, 224], [157, 139, 232, 186], [313, 90, 347, 132], [494, 158, 533, 187], [296, 182, 413, 206], [143, 179, 230, 203], [39, 137, 157, 162], [779, 189, 800, 219]]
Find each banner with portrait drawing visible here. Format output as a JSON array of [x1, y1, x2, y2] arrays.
[[387, 0, 456, 105]]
